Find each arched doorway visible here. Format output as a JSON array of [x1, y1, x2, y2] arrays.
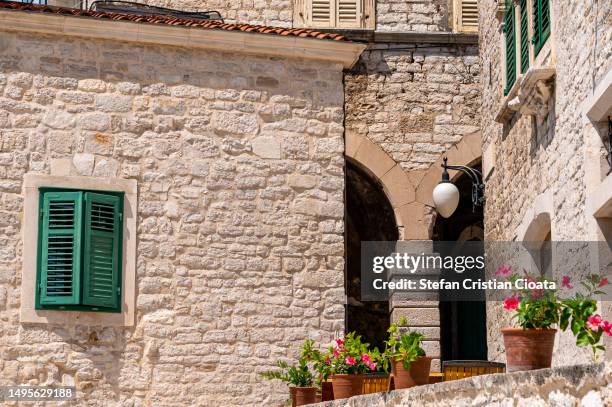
[[433, 161, 488, 361], [345, 159, 398, 351]]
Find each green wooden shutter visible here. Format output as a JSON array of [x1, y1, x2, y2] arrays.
[[39, 191, 83, 305], [504, 0, 517, 95], [82, 192, 122, 309], [533, 0, 551, 55], [519, 0, 529, 73]]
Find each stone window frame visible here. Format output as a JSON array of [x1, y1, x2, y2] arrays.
[[20, 173, 137, 327], [293, 0, 376, 29], [515, 189, 556, 275]]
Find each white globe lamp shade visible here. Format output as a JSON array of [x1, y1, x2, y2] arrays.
[[433, 182, 460, 218]]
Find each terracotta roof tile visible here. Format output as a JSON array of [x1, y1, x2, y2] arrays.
[[0, 1, 348, 41]]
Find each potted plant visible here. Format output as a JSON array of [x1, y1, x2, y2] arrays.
[[301, 339, 334, 401], [499, 266, 610, 372], [384, 317, 431, 389], [260, 357, 317, 406], [324, 332, 378, 400]]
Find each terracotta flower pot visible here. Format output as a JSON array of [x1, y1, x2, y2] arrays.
[[391, 356, 432, 389], [321, 381, 334, 401], [291, 386, 317, 406], [331, 374, 364, 400], [502, 327, 556, 372]]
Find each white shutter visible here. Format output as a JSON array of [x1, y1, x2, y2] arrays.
[[309, 0, 334, 27], [303, 0, 368, 28], [336, 0, 362, 28], [457, 0, 479, 32]]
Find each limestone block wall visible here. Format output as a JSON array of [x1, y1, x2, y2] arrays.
[[0, 31, 346, 406], [479, 0, 612, 365], [345, 42, 480, 173], [376, 0, 450, 32], [141, 0, 295, 27], [136, 0, 452, 31]]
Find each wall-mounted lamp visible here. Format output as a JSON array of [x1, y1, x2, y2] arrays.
[[433, 157, 486, 218]]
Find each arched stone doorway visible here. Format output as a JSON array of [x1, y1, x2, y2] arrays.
[[433, 161, 488, 361], [345, 159, 398, 350]]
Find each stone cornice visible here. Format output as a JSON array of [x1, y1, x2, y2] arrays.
[[0, 8, 366, 69], [320, 29, 479, 45]]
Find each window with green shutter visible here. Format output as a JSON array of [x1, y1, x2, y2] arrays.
[[519, 0, 529, 73], [532, 0, 551, 56], [36, 188, 123, 313], [504, 0, 517, 95]]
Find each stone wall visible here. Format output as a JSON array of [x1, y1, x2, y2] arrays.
[[345, 42, 480, 173], [479, 0, 612, 365], [0, 31, 347, 406], [309, 362, 612, 406], [134, 0, 453, 31], [376, 0, 450, 32], [140, 0, 294, 27]]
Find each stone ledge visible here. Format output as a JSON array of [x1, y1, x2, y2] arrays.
[[319, 30, 479, 45], [495, 67, 556, 124], [308, 363, 611, 406]]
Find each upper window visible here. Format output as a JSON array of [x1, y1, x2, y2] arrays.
[[36, 188, 123, 313], [532, 0, 551, 55], [502, 0, 551, 95], [295, 0, 375, 29], [453, 0, 479, 33]]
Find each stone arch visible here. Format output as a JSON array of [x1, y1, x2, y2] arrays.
[[346, 131, 426, 240], [516, 189, 554, 242], [346, 132, 483, 240]]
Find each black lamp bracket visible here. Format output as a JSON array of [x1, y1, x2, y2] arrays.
[[441, 157, 486, 212]]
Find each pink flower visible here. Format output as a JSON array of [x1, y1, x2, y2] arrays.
[[599, 277, 609, 287], [332, 349, 340, 358], [368, 362, 377, 371], [503, 294, 519, 311], [335, 338, 344, 347], [360, 354, 371, 364], [602, 321, 612, 337], [561, 276, 573, 289], [345, 356, 356, 366], [495, 265, 512, 277], [587, 315, 603, 332]]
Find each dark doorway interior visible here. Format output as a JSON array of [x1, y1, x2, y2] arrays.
[[433, 162, 488, 361], [345, 159, 398, 351]]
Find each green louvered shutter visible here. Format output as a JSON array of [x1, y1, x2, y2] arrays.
[[533, 0, 551, 55], [519, 0, 529, 73], [504, 0, 517, 95], [39, 191, 83, 305], [82, 192, 122, 309]]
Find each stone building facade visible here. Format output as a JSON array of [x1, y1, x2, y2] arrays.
[[0, 0, 489, 405], [0, 6, 367, 405], [478, 0, 612, 364]]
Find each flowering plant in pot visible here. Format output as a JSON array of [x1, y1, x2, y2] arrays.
[[301, 339, 334, 401], [499, 266, 610, 372], [383, 317, 431, 389], [323, 332, 378, 400], [260, 357, 316, 407]]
